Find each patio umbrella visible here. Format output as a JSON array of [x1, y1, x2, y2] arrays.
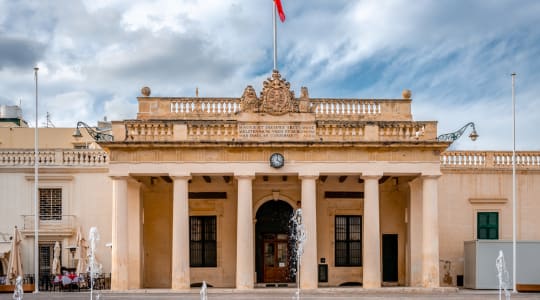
[[7, 226, 23, 285], [75, 227, 88, 275], [51, 241, 61, 275]]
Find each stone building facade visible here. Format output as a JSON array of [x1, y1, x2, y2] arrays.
[[0, 71, 539, 290]]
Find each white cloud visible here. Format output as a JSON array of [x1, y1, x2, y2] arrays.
[[103, 95, 138, 121], [45, 91, 96, 127], [0, 0, 539, 150]]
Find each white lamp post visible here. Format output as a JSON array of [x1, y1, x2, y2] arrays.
[[33, 66, 39, 293]]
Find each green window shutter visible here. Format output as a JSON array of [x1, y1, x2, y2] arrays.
[[477, 212, 498, 240]]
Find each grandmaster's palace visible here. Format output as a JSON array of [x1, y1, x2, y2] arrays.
[[0, 70, 539, 291]]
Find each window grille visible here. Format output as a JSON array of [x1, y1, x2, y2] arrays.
[[39, 188, 62, 220], [190, 216, 217, 267], [335, 215, 362, 266], [39, 243, 60, 277]]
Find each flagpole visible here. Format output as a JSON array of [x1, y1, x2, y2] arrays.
[[273, 0, 277, 70], [511, 72, 516, 293]]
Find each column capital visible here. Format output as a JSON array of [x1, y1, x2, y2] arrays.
[[298, 172, 319, 180], [361, 172, 383, 180], [109, 174, 130, 180], [234, 172, 255, 180], [170, 174, 192, 180], [421, 173, 442, 179]]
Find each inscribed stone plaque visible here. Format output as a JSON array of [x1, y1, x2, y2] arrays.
[[238, 123, 316, 140]]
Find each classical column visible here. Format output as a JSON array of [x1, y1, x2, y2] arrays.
[[235, 174, 255, 289], [171, 175, 191, 290], [407, 178, 423, 287], [299, 174, 318, 289], [127, 179, 142, 289], [361, 174, 382, 289], [422, 175, 440, 287], [111, 176, 129, 290]]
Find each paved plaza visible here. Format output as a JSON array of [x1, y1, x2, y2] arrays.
[[1, 288, 539, 300]]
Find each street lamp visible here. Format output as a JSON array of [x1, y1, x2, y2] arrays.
[[72, 121, 113, 142], [437, 122, 479, 143]]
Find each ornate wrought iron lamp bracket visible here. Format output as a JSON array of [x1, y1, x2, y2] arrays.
[[437, 122, 479, 142], [72, 121, 113, 142]]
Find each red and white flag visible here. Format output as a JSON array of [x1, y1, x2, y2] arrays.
[[274, 0, 286, 22]]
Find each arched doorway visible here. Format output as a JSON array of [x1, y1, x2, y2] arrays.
[[255, 200, 294, 284]]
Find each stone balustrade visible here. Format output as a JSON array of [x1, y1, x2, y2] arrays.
[[187, 123, 238, 140], [378, 123, 427, 140], [314, 99, 381, 116], [21, 215, 77, 236], [138, 97, 241, 120], [170, 98, 240, 115], [137, 97, 413, 121], [125, 121, 174, 142], [0, 149, 108, 167], [3, 148, 539, 170], [441, 151, 540, 169], [316, 123, 365, 141], [311, 99, 412, 121]]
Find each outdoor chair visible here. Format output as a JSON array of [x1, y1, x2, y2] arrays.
[[77, 273, 88, 290], [51, 276, 62, 292]]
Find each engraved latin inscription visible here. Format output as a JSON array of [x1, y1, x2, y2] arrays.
[[239, 124, 316, 138]]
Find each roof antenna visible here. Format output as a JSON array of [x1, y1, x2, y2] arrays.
[[44, 112, 55, 128]]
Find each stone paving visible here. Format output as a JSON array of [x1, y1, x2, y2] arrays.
[[1, 288, 540, 300]]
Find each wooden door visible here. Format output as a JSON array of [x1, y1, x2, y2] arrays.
[[263, 234, 289, 282]]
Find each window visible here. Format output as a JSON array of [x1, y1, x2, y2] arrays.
[[335, 215, 362, 266], [190, 216, 217, 267], [39, 188, 62, 220], [477, 212, 498, 239]]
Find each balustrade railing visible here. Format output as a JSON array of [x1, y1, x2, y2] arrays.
[[316, 123, 365, 141], [0, 149, 108, 167], [22, 215, 77, 232], [170, 98, 240, 115], [125, 121, 173, 141], [313, 99, 381, 116], [441, 151, 540, 169], [187, 123, 237, 140], [138, 97, 412, 121], [379, 123, 426, 140]]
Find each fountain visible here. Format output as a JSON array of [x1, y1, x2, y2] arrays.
[[290, 209, 306, 300], [88, 227, 103, 300], [12, 276, 23, 300], [200, 280, 208, 300], [496, 250, 511, 300]]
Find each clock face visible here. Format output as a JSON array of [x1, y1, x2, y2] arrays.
[[270, 153, 284, 168]]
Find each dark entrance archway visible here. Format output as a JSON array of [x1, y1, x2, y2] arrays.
[[255, 200, 294, 283]]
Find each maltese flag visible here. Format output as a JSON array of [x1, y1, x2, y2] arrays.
[[274, 0, 286, 22]]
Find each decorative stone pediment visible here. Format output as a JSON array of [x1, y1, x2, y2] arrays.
[[239, 70, 313, 115]]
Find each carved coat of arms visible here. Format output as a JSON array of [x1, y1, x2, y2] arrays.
[[239, 70, 314, 115], [260, 70, 295, 115]]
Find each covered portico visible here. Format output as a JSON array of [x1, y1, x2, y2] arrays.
[[101, 70, 448, 290]]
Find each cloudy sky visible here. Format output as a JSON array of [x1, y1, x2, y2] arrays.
[[1, 0, 539, 150]]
